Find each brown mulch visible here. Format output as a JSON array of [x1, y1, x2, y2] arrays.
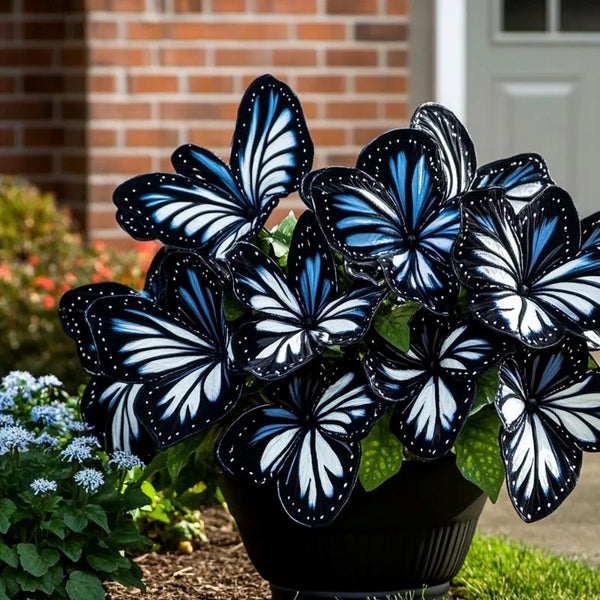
[[105, 507, 270, 600]]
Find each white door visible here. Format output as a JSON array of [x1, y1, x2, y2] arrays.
[[466, 0, 600, 216]]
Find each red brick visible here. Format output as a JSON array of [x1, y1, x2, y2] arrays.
[[0, 48, 53, 67], [90, 47, 151, 67], [170, 22, 288, 40], [0, 129, 14, 146], [127, 22, 165, 40], [352, 127, 386, 146], [91, 102, 152, 120], [60, 48, 87, 67], [189, 128, 233, 148], [212, 0, 245, 11], [174, 0, 203, 10], [64, 127, 86, 146], [386, 0, 408, 15], [0, 22, 15, 40], [126, 128, 180, 147], [214, 48, 271, 66], [384, 101, 409, 120], [87, 20, 118, 39], [23, 20, 67, 41], [188, 75, 234, 93], [296, 22, 347, 40], [62, 154, 88, 175], [87, 209, 122, 231], [24, 126, 65, 147], [325, 101, 377, 119], [296, 75, 346, 94], [0, 100, 53, 120], [355, 22, 407, 41], [129, 74, 179, 94], [387, 49, 407, 67], [160, 102, 239, 120], [255, 0, 316, 12], [272, 49, 317, 67], [0, 153, 53, 174], [88, 128, 117, 147], [310, 127, 347, 146], [86, 0, 145, 10], [59, 101, 87, 120], [325, 151, 357, 167], [89, 182, 118, 203], [90, 154, 153, 175], [0, 76, 16, 93], [160, 48, 207, 66], [23, 0, 84, 11], [326, 48, 378, 67], [23, 73, 85, 94], [355, 75, 407, 93], [327, 0, 377, 14], [90, 74, 117, 93]]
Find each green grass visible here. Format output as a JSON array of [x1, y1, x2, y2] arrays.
[[450, 533, 600, 599]]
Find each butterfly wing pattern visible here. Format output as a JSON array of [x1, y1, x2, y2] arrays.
[[216, 362, 383, 526], [454, 186, 600, 348], [113, 75, 313, 260], [308, 129, 460, 314], [495, 338, 600, 521], [364, 311, 508, 458], [228, 211, 383, 379]]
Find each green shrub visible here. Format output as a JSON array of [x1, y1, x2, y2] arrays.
[[0, 371, 150, 599], [0, 177, 153, 391]]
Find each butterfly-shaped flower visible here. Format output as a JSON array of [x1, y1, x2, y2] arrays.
[[454, 186, 600, 348], [113, 75, 313, 260], [411, 102, 555, 211], [216, 362, 382, 526], [228, 210, 383, 379], [577, 211, 600, 349], [364, 310, 508, 458], [495, 337, 600, 522], [307, 129, 459, 314], [60, 251, 243, 449]]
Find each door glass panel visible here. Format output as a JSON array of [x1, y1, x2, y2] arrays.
[[503, 0, 547, 31], [561, 1, 600, 31]]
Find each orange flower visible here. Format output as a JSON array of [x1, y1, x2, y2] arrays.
[[33, 276, 55, 291], [28, 255, 40, 266], [0, 264, 11, 280], [43, 295, 55, 310]]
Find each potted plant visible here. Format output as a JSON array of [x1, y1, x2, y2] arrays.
[[59, 75, 600, 600]]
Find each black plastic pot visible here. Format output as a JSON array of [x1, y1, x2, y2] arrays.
[[219, 457, 487, 600]]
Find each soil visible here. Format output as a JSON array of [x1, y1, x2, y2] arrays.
[[105, 507, 270, 600]]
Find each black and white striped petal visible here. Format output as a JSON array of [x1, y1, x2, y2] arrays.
[[216, 363, 382, 526]]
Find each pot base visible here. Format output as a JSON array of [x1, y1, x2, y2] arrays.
[[270, 582, 450, 600]]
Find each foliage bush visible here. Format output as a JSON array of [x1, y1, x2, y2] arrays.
[[0, 371, 149, 599], [0, 177, 153, 391]]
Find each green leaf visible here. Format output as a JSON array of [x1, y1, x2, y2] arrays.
[[111, 564, 146, 591], [122, 483, 151, 511], [373, 301, 419, 352], [40, 563, 64, 595], [359, 413, 404, 491], [0, 579, 9, 600], [16, 571, 44, 593], [64, 509, 88, 533], [65, 571, 105, 600], [41, 517, 66, 540], [140, 479, 157, 501], [86, 550, 130, 574], [266, 210, 297, 260], [16, 543, 59, 577], [455, 406, 505, 502], [86, 504, 109, 533], [166, 434, 206, 482], [0, 543, 18, 568], [471, 367, 499, 415], [0, 499, 16, 534], [52, 537, 83, 562], [107, 520, 146, 548]]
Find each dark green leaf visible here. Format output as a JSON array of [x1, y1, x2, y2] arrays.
[[0, 543, 18, 568], [471, 367, 499, 415], [64, 509, 88, 533], [373, 302, 419, 352], [85, 504, 109, 533], [41, 517, 66, 540], [107, 520, 146, 548], [359, 413, 404, 491], [16, 571, 44, 593], [86, 550, 130, 573], [52, 537, 83, 563], [40, 563, 64, 595], [166, 435, 205, 482], [17, 543, 58, 577], [455, 406, 505, 502], [0, 579, 9, 600], [110, 564, 146, 591], [0, 499, 16, 534], [122, 483, 151, 511], [65, 571, 105, 600]]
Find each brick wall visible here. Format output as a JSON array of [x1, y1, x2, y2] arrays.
[[4, 0, 410, 246]]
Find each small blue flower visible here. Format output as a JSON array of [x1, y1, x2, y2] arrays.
[[31, 405, 62, 425], [34, 432, 60, 448], [60, 436, 99, 462], [0, 414, 15, 428], [0, 391, 15, 411], [0, 425, 35, 454], [109, 450, 145, 470], [74, 468, 104, 493], [1, 371, 37, 398], [69, 421, 93, 433], [30, 478, 58, 495], [35, 375, 63, 389]]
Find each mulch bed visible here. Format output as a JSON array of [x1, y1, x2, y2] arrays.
[[105, 507, 270, 600]]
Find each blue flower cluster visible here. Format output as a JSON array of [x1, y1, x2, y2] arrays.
[[0, 425, 35, 454], [73, 468, 104, 493], [109, 450, 145, 470], [30, 478, 58, 495], [60, 436, 100, 463]]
